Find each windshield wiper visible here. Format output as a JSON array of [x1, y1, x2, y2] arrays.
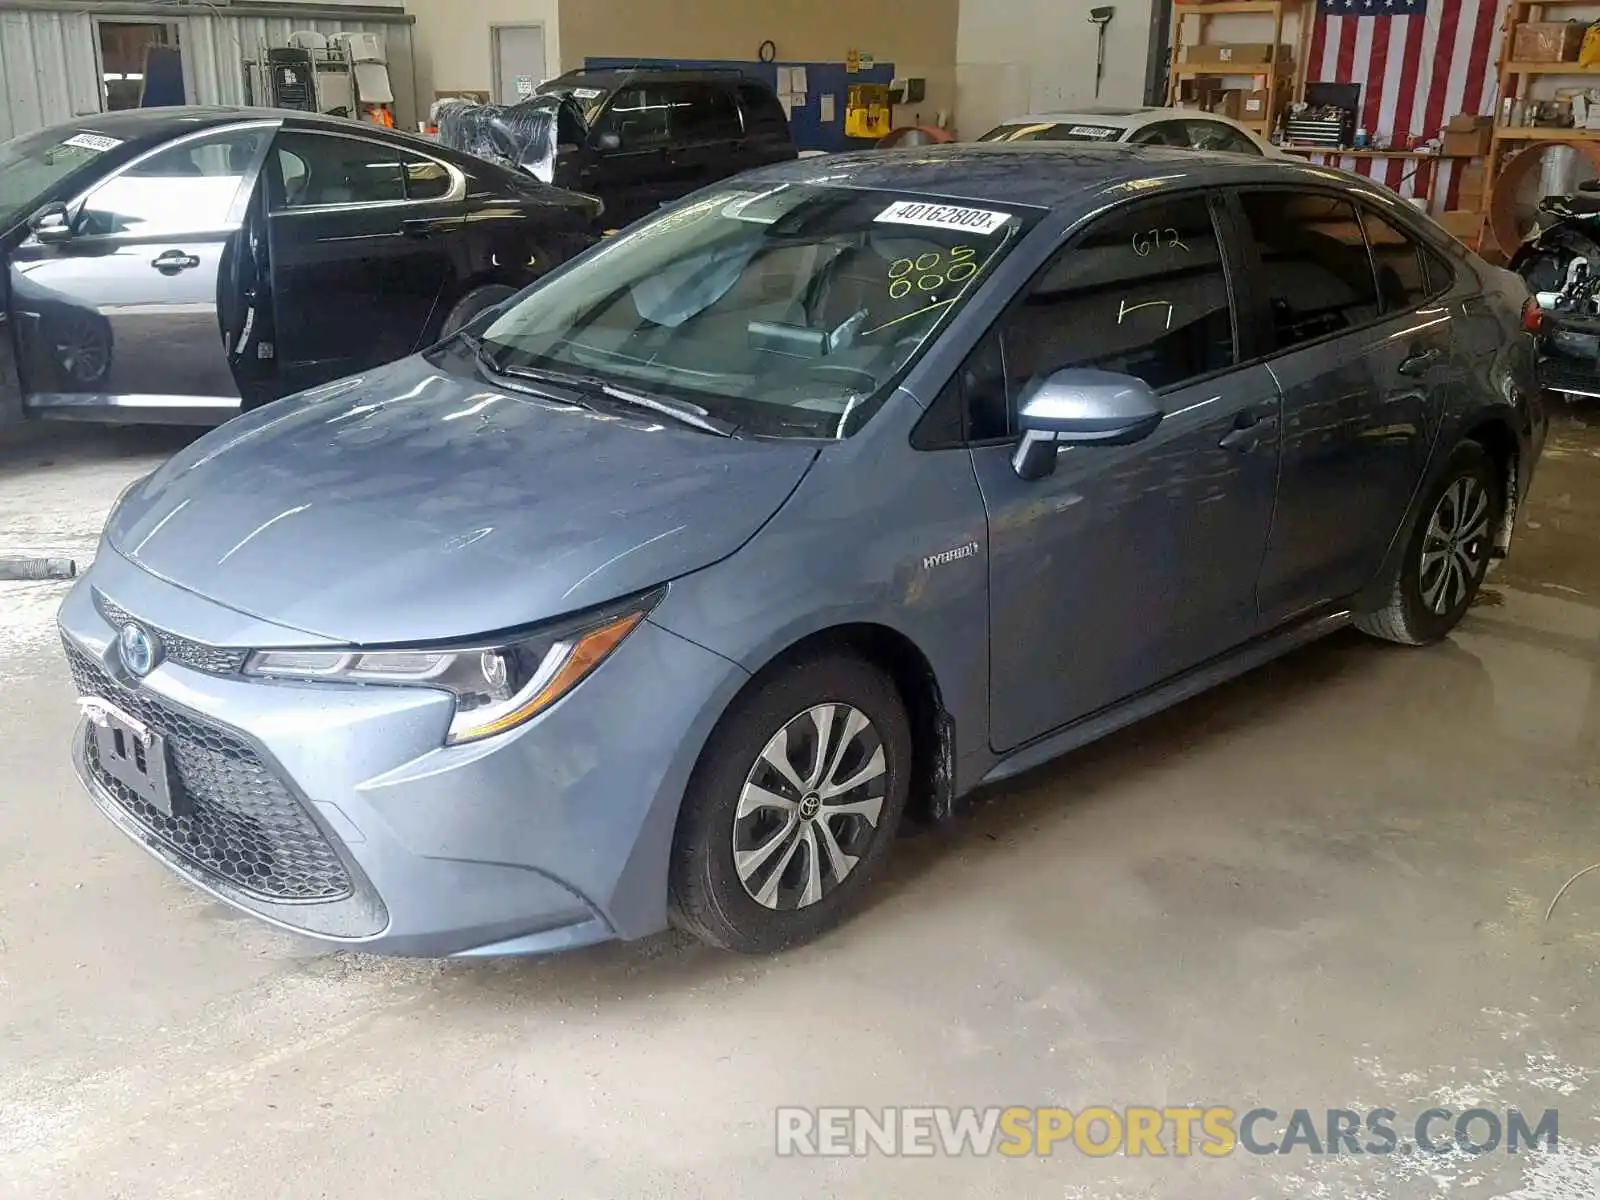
[[495, 361, 737, 437]]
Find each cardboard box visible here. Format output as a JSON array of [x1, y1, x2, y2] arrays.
[[1183, 42, 1291, 66], [1213, 89, 1244, 119], [1439, 210, 1484, 242], [1442, 115, 1492, 157], [1456, 161, 1486, 207], [1511, 21, 1586, 63], [1241, 89, 1269, 119]]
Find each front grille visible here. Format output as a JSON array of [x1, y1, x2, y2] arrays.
[[95, 593, 249, 676], [65, 639, 352, 903]]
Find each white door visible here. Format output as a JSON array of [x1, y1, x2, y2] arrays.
[[492, 25, 547, 105]]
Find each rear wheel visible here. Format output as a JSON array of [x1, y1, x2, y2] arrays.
[[669, 654, 911, 953], [1356, 441, 1501, 646], [439, 283, 518, 339]]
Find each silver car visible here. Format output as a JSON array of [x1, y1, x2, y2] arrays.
[[59, 145, 1546, 957]]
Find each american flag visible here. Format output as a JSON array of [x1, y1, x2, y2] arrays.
[[1307, 0, 1503, 209]]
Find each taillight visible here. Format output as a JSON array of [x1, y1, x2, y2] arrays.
[[1522, 297, 1545, 335]]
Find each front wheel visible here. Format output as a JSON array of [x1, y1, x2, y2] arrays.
[[1356, 441, 1501, 646], [438, 283, 518, 339], [669, 654, 911, 953]]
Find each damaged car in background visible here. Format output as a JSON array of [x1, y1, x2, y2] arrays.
[[0, 107, 599, 427], [435, 67, 796, 229]]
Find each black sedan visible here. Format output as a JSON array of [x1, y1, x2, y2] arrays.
[[0, 107, 600, 426]]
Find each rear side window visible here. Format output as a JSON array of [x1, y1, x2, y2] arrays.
[[671, 83, 743, 141], [738, 84, 789, 136], [1186, 120, 1260, 155], [999, 193, 1236, 394], [1360, 206, 1430, 313], [1423, 244, 1456, 296], [1239, 191, 1378, 350]]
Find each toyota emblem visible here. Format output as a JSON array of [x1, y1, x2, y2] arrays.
[[118, 622, 160, 678]]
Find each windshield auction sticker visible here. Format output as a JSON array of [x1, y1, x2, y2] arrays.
[[875, 201, 1010, 236], [62, 133, 122, 153]]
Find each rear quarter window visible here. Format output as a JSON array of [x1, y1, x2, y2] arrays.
[[738, 84, 790, 136]]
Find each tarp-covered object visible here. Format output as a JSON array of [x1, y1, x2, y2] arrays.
[[435, 94, 585, 184]]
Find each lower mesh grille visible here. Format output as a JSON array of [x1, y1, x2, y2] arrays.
[[65, 639, 353, 903]]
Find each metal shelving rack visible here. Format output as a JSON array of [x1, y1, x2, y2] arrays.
[[1165, 0, 1307, 138]]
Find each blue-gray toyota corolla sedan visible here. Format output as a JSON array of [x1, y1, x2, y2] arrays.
[[60, 145, 1547, 957]]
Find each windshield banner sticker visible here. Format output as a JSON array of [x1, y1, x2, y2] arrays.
[[875, 201, 1010, 236], [1067, 125, 1121, 139], [572, 87, 604, 100], [63, 132, 122, 153]]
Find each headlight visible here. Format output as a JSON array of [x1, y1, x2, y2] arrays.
[[244, 590, 661, 745]]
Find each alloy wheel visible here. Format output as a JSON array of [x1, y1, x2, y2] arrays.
[[732, 703, 888, 911], [1419, 476, 1491, 616]]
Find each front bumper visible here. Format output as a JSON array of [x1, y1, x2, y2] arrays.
[[58, 551, 748, 957]]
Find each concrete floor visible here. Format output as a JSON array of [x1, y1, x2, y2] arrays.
[[3, 412, 1600, 1199]]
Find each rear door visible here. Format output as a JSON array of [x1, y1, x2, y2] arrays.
[[265, 128, 463, 393], [1239, 189, 1438, 620], [9, 122, 275, 424]]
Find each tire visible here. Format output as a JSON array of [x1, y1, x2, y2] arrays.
[[1356, 440, 1502, 646], [668, 654, 912, 954], [438, 283, 518, 339]]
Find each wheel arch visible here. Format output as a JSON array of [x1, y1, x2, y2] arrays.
[[707, 622, 958, 827], [1462, 414, 1521, 555]]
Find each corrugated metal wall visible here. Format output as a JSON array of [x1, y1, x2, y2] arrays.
[[0, 5, 416, 141], [0, 9, 101, 140], [186, 13, 415, 126]]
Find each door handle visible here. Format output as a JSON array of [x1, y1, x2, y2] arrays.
[[1218, 407, 1264, 452], [401, 219, 435, 239], [151, 250, 200, 273], [1397, 346, 1442, 377]]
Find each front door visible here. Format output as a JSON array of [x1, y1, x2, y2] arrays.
[[10, 122, 273, 424], [584, 83, 695, 228], [265, 128, 461, 393], [1240, 190, 1446, 621], [971, 193, 1281, 752]]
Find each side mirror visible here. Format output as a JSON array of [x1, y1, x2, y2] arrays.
[[29, 201, 72, 244], [1011, 368, 1163, 481], [595, 131, 622, 152]]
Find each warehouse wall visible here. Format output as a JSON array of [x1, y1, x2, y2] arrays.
[[407, 0, 560, 110], [558, 0, 959, 130], [956, 0, 1158, 139]]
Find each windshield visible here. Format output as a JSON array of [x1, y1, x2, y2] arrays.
[[0, 127, 122, 231], [979, 121, 1127, 143], [536, 82, 610, 126], [477, 184, 1036, 438]]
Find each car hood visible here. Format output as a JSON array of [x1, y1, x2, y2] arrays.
[[108, 357, 819, 645]]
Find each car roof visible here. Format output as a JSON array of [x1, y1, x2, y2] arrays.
[[23, 104, 500, 169], [995, 106, 1240, 128], [737, 142, 1390, 216]]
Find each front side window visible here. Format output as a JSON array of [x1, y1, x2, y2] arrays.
[[1239, 191, 1377, 350], [999, 194, 1236, 398], [271, 132, 449, 209], [476, 186, 1039, 438], [599, 86, 674, 148], [77, 127, 268, 236]]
